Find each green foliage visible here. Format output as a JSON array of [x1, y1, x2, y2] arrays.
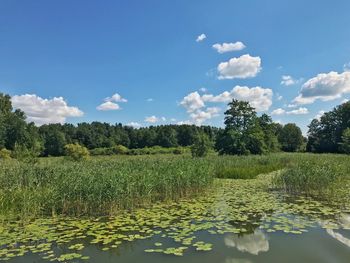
[[0, 148, 11, 160], [173, 147, 183, 155], [307, 101, 350, 153], [0, 155, 213, 217], [64, 143, 90, 161], [339, 128, 350, 154], [273, 154, 350, 203], [216, 100, 274, 155], [191, 133, 212, 157], [112, 145, 129, 154], [278, 123, 303, 152], [215, 154, 289, 179]]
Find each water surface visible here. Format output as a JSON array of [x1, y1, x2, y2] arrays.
[[2, 178, 350, 262]]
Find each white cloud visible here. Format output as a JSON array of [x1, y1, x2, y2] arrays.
[[145, 115, 159, 123], [271, 108, 285, 115], [286, 107, 309, 115], [126, 122, 141, 128], [281, 75, 298, 86], [212, 41, 246, 53], [96, 101, 120, 111], [287, 104, 297, 108], [218, 54, 261, 79], [177, 120, 192, 125], [147, 98, 154, 102], [161, 116, 166, 121], [196, 33, 206, 42], [293, 71, 350, 105], [180, 91, 205, 113], [11, 94, 83, 125], [105, 93, 127, 103], [344, 62, 350, 72], [276, 93, 283, 101], [97, 93, 127, 111], [342, 98, 349, 103], [182, 86, 273, 114], [170, 118, 177, 122], [190, 107, 220, 125]]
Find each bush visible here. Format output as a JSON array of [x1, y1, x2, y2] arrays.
[[0, 148, 11, 160], [64, 143, 90, 161], [113, 145, 129, 155], [191, 133, 212, 157]]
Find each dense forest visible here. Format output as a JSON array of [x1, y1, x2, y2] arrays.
[[1, 92, 350, 158]]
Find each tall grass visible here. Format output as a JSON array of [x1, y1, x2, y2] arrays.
[[214, 154, 291, 179], [0, 155, 214, 218], [273, 154, 350, 203]]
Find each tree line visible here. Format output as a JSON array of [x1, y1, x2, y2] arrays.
[[1, 92, 349, 158]]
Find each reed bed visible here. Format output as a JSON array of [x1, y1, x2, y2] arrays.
[[0, 155, 214, 218]]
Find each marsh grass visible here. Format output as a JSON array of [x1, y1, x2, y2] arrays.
[[0, 155, 214, 218], [273, 154, 350, 204], [214, 154, 291, 179]]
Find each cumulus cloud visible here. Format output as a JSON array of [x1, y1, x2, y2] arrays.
[[286, 107, 309, 115], [218, 54, 261, 79], [181, 86, 273, 114], [145, 115, 159, 123], [11, 94, 83, 125], [281, 75, 298, 86], [105, 93, 127, 103], [96, 101, 120, 111], [212, 41, 246, 53], [180, 86, 273, 125], [271, 108, 285, 115], [126, 122, 141, 128], [293, 71, 350, 105], [180, 91, 205, 113], [344, 62, 350, 72], [97, 93, 127, 111], [190, 107, 220, 125], [196, 33, 206, 42]]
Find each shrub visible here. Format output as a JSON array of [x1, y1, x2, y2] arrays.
[[191, 133, 212, 157], [113, 145, 129, 155], [64, 143, 90, 161], [0, 148, 11, 160]]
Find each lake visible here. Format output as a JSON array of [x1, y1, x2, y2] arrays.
[[2, 178, 350, 262]]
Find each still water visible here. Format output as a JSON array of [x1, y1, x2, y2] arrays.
[[2, 178, 350, 263]]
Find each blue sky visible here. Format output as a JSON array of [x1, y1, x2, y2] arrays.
[[1, 0, 350, 133]]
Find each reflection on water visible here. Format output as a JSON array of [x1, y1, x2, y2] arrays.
[[325, 213, 350, 248], [224, 230, 269, 255]]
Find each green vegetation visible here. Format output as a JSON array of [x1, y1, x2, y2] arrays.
[[307, 101, 350, 153], [64, 143, 90, 161], [215, 154, 288, 179], [191, 133, 212, 157], [0, 155, 214, 217], [0, 148, 11, 159], [215, 100, 283, 155], [273, 154, 350, 204]]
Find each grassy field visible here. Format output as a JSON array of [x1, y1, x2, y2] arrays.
[[1, 153, 349, 218]]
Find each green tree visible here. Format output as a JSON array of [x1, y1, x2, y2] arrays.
[[278, 123, 303, 152], [216, 99, 266, 155], [339, 128, 350, 154], [191, 133, 212, 157]]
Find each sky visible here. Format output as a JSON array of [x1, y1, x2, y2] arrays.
[[1, 0, 350, 134]]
